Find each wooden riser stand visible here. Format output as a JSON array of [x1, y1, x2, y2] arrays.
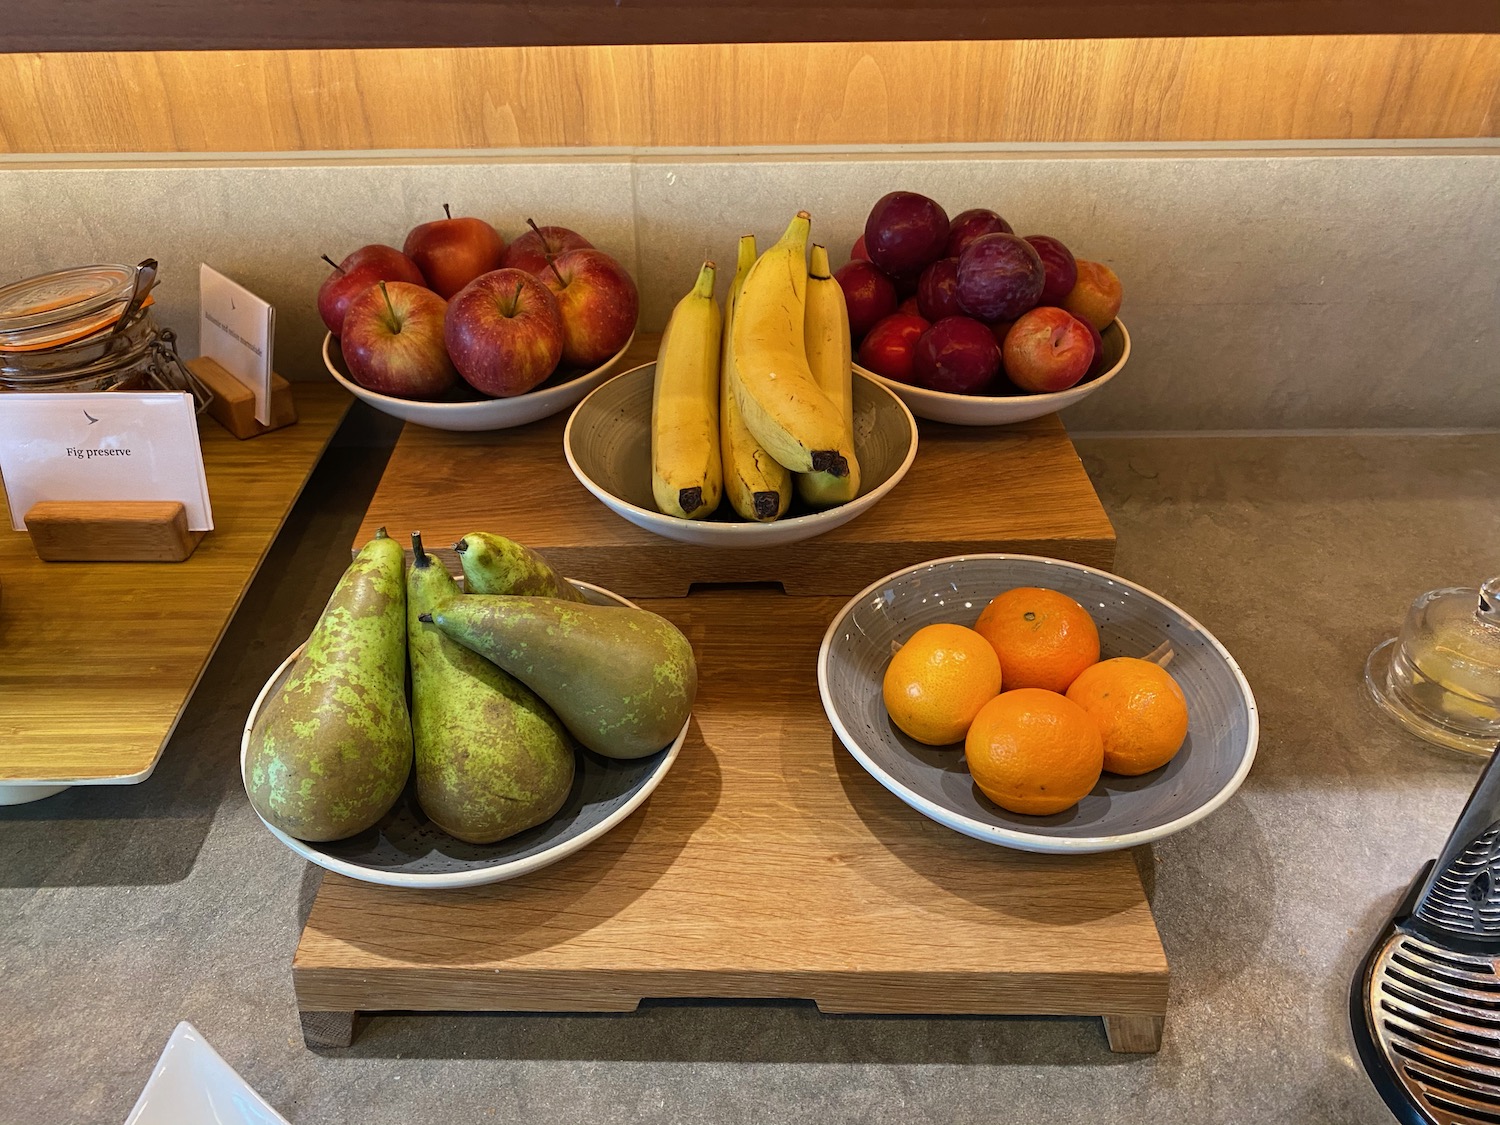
[[294, 591, 1166, 1053], [295, 389, 1167, 1054]]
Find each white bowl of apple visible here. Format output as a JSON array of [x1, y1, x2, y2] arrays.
[[318, 215, 639, 432], [840, 192, 1130, 426]]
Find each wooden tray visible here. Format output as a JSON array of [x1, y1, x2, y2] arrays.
[[0, 385, 350, 800], [294, 588, 1167, 1052], [352, 336, 1116, 597]]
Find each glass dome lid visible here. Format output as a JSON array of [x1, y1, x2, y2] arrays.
[[0, 263, 138, 351]]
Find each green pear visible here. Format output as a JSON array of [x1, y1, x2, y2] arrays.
[[246, 528, 411, 841], [407, 534, 575, 844], [427, 595, 696, 760], [454, 531, 583, 601]]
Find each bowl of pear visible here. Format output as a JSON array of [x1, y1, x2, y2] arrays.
[[242, 530, 694, 889]]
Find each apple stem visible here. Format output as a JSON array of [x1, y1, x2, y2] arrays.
[[512, 280, 525, 311], [378, 280, 400, 331], [443, 203, 452, 220], [542, 253, 567, 289], [321, 254, 343, 274]]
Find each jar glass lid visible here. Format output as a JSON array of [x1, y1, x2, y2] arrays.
[[0, 264, 137, 350]]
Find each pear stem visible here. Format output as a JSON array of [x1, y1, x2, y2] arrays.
[[443, 203, 452, 220], [418, 613, 434, 624], [374, 527, 389, 539], [453, 538, 469, 553], [411, 531, 429, 568], [321, 254, 343, 274]]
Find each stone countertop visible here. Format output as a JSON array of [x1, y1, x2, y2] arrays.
[[2, 416, 1496, 1124]]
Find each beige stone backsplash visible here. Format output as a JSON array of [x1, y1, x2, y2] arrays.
[[0, 147, 1494, 430]]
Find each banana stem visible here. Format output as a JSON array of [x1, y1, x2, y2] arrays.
[[692, 261, 717, 298]]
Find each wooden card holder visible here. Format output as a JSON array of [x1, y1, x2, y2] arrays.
[[25, 500, 205, 562], [187, 355, 298, 440]]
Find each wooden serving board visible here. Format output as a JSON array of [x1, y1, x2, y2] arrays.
[[0, 385, 350, 790], [351, 335, 1116, 597], [294, 589, 1168, 1052]]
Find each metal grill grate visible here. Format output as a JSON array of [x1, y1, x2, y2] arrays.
[[1416, 828, 1500, 940], [1375, 932, 1500, 1125]]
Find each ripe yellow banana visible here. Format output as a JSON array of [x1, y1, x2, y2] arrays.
[[731, 211, 853, 477], [797, 244, 862, 508], [721, 235, 792, 522], [651, 261, 722, 520]]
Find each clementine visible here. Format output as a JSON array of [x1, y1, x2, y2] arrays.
[[964, 688, 1103, 815], [974, 587, 1100, 693], [1066, 657, 1189, 776], [882, 623, 1003, 745]]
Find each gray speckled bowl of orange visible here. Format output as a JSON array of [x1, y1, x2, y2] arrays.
[[817, 554, 1258, 854]]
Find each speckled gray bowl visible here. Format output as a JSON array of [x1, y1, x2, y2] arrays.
[[241, 581, 686, 888], [564, 362, 918, 547], [818, 555, 1258, 854]]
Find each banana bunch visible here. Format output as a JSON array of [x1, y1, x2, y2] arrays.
[[650, 211, 861, 524]]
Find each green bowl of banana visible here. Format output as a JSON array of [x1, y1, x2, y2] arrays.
[[563, 216, 919, 548]]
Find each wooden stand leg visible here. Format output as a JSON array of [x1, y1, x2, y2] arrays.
[[299, 1010, 357, 1048], [1103, 1014, 1164, 1053]]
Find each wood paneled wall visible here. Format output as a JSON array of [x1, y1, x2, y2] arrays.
[[1, 35, 1495, 154]]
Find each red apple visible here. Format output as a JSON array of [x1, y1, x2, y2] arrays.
[[834, 259, 897, 340], [897, 294, 921, 316], [1024, 235, 1079, 307], [946, 208, 1013, 259], [916, 258, 963, 322], [1001, 307, 1096, 393], [864, 191, 950, 278], [857, 312, 930, 384], [1062, 260, 1123, 331], [956, 233, 1045, 322], [340, 281, 457, 399], [502, 220, 593, 276], [317, 245, 424, 336], [536, 249, 639, 369], [913, 316, 1001, 394], [403, 205, 507, 299], [444, 269, 564, 397], [850, 235, 870, 262]]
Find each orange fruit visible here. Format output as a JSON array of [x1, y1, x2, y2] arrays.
[[1066, 657, 1189, 776], [882, 623, 1003, 745], [964, 688, 1103, 815], [974, 587, 1100, 693]]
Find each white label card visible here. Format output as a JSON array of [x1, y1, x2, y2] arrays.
[[0, 392, 213, 532], [200, 264, 276, 426]]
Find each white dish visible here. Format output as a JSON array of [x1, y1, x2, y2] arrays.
[[323, 329, 635, 432], [563, 362, 918, 547], [854, 318, 1130, 426], [125, 1021, 288, 1125], [241, 580, 686, 889]]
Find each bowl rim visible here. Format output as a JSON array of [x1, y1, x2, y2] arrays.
[[322, 328, 636, 412], [853, 317, 1130, 406], [562, 361, 920, 538], [816, 551, 1259, 855], [240, 579, 687, 889]]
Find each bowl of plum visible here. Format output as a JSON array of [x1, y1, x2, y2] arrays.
[[841, 191, 1130, 426]]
